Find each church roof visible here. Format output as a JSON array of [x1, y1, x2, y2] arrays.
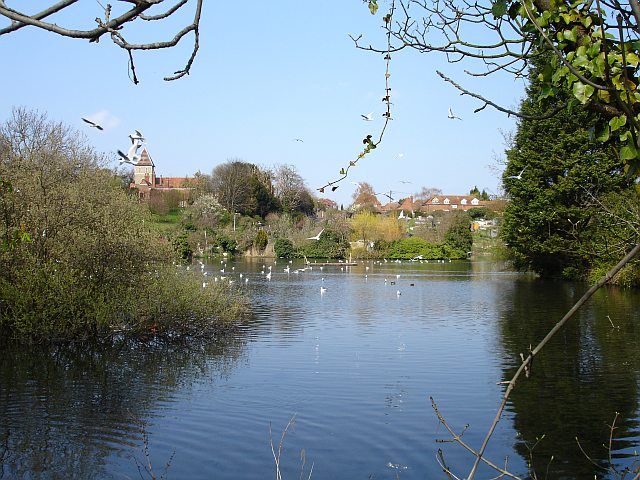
[[136, 148, 154, 167]]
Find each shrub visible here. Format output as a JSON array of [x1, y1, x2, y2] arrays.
[[300, 229, 349, 259], [444, 212, 473, 254], [274, 238, 296, 258], [254, 230, 268, 252], [0, 109, 247, 341], [173, 232, 193, 260], [213, 233, 237, 253]]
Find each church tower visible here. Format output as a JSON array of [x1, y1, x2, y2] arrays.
[[133, 148, 155, 187]]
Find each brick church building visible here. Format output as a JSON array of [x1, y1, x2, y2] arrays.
[[129, 148, 195, 204]]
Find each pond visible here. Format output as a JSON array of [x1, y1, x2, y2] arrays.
[[1, 259, 639, 479]]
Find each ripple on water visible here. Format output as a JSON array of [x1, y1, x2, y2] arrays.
[[2, 260, 640, 479]]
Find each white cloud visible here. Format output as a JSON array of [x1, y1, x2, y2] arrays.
[[85, 110, 121, 130]]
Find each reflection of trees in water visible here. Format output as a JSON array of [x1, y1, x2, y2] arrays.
[[497, 280, 640, 478], [0, 336, 246, 479]]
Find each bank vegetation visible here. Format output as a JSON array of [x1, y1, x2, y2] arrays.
[[0, 109, 247, 342]]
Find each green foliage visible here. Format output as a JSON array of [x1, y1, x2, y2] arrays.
[[212, 233, 237, 253], [0, 263, 248, 340], [247, 175, 280, 218], [254, 229, 268, 252], [444, 212, 473, 255], [0, 109, 247, 341], [374, 237, 468, 260], [509, 0, 640, 173], [502, 56, 632, 278], [274, 238, 296, 258], [173, 232, 193, 260], [467, 207, 496, 220], [299, 228, 350, 259]]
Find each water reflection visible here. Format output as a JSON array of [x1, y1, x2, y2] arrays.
[[497, 281, 640, 478], [0, 337, 245, 479], [1, 259, 639, 479]]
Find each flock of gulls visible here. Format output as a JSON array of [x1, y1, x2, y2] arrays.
[[81, 116, 146, 166], [188, 253, 453, 298]]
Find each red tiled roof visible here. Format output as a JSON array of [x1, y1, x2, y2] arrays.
[[154, 176, 193, 188], [136, 148, 154, 167]]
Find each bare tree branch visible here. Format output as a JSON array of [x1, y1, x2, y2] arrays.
[[0, 0, 203, 82]]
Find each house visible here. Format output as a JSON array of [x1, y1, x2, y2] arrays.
[[418, 195, 483, 212], [129, 148, 195, 204]]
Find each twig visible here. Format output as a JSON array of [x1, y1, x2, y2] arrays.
[[436, 70, 566, 120], [270, 414, 297, 480], [317, 1, 396, 193], [431, 397, 523, 479]]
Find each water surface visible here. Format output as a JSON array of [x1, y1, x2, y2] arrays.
[[1, 259, 639, 479]]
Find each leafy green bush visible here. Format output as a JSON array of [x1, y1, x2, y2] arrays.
[[274, 238, 296, 258], [173, 232, 193, 260], [444, 212, 472, 255], [254, 230, 268, 252], [383, 237, 446, 259], [372, 237, 469, 260], [467, 207, 497, 220], [0, 262, 248, 340], [0, 109, 248, 341], [213, 233, 237, 253], [299, 229, 349, 259]]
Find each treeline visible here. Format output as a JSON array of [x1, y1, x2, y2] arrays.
[[166, 159, 476, 261], [501, 54, 640, 286], [0, 109, 247, 342]]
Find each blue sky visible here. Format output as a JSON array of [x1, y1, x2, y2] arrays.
[[0, 1, 525, 205]]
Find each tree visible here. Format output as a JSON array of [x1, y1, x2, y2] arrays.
[[273, 164, 307, 215], [189, 194, 229, 229], [0, 109, 245, 340], [444, 211, 473, 255], [351, 181, 381, 211], [350, 211, 378, 244], [210, 160, 252, 215], [501, 55, 631, 279], [0, 1, 203, 83], [363, 0, 640, 175], [350, 211, 403, 243], [210, 160, 278, 219], [415, 186, 442, 200]]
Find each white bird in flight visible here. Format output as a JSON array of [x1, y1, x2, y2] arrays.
[[129, 129, 145, 144], [447, 107, 462, 120], [81, 117, 104, 130], [507, 166, 527, 180], [117, 141, 142, 165], [361, 112, 373, 121], [307, 229, 324, 241]]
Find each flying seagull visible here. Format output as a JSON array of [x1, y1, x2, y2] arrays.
[[117, 141, 142, 165], [81, 117, 104, 130], [398, 180, 412, 184], [507, 166, 527, 180], [447, 107, 462, 120], [361, 112, 373, 121], [293, 138, 304, 143], [307, 229, 324, 241], [129, 130, 145, 144]]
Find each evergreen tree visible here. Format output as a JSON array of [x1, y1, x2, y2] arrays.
[[502, 55, 631, 279]]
